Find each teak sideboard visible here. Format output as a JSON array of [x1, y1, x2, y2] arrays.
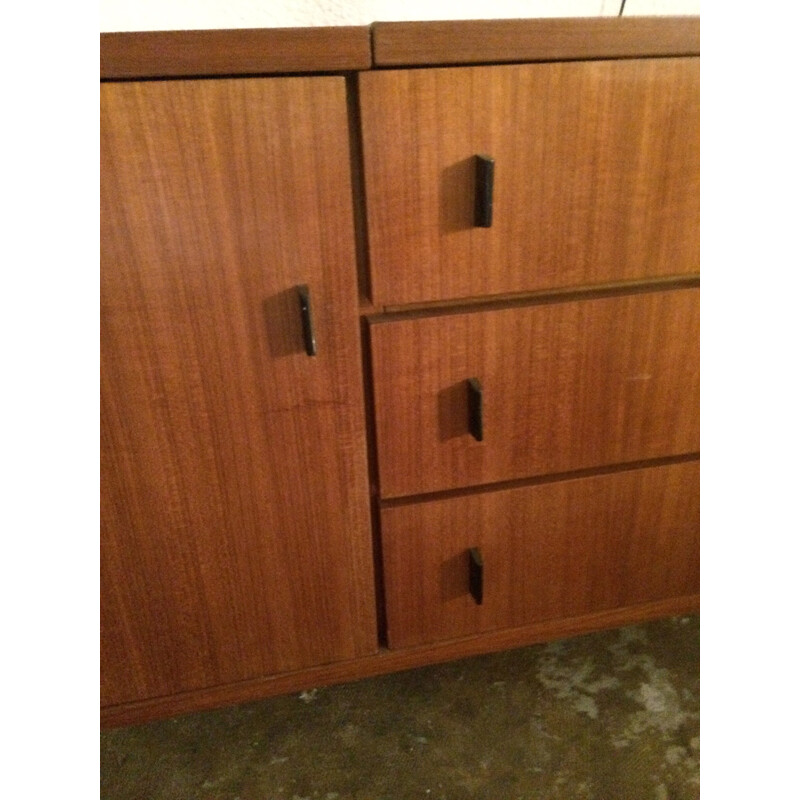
[[100, 17, 700, 727]]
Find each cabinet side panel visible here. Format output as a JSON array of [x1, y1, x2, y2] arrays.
[[101, 77, 376, 707]]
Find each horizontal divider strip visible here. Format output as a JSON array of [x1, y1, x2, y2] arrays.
[[369, 53, 699, 73], [379, 452, 700, 508], [367, 274, 700, 323]]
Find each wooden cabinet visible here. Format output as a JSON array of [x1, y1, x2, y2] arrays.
[[100, 18, 700, 726], [101, 77, 376, 708], [359, 58, 699, 306]]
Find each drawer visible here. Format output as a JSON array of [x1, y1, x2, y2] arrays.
[[370, 288, 699, 499], [381, 460, 699, 649], [359, 58, 699, 306]]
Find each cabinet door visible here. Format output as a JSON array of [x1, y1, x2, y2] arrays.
[[370, 288, 699, 498], [381, 461, 699, 649], [101, 78, 376, 707], [360, 58, 699, 306]]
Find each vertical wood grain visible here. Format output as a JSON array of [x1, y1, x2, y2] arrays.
[[370, 288, 699, 498], [360, 57, 699, 306], [101, 77, 376, 707], [381, 460, 699, 648]]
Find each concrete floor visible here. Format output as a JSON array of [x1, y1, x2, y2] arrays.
[[101, 615, 699, 800]]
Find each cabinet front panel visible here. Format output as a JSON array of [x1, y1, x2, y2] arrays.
[[360, 58, 699, 306], [101, 77, 376, 707], [371, 288, 699, 498], [381, 461, 699, 649]]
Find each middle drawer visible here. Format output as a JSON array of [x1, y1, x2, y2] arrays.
[[369, 287, 699, 499]]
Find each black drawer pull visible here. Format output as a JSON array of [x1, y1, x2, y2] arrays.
[[467, 378, 483, 442], [474, 155, 495, 228], [297, 284, 316, 357], [469, 547, 484, 605]]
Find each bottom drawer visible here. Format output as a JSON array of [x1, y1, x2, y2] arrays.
[[381, 460, 699, 649]]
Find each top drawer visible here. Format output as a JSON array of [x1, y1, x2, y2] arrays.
[[359, 58, 699, 307]]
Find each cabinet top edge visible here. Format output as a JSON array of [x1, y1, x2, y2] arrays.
[[100, 25, 373, 80], [372, 16, 699, 67], [100, 17, 699, 80]]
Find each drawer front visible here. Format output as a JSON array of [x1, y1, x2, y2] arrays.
[[381, 461, 699, 649], [360, 58, 699, 306], [371, 288, 699, 499]]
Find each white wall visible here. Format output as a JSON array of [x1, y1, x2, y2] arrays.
[[623, 0, 699, 14], [100, 0, 698, 33]]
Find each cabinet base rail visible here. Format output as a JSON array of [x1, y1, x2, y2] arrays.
[[101, 594, 699, 729]]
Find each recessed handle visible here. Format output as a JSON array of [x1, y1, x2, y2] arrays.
[[469, 547, 484, 605], [297, 284, 316, 357], [474, 155, 494, 228], [467, 378, 483, 442]]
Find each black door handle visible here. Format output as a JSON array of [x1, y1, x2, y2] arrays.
[[469, 547, 484, 605], [474, 154, 494, 228], [297, 284, 316, 356], [467, 378, 483, 442]]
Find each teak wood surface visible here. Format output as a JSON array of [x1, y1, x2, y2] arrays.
[[101, 77, 376, 707], [372, 16, 700, 66], [100, 26, 372, 78], [380, 461, 699, 649], [360, 57, 699, 306], [100, 17, 701, 726], [370, 288, 699, 499], [99, 18, 700, 80], [102, 591, 697, 727]]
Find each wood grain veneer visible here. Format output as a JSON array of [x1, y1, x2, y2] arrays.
[[100, 18, 699, 80], [101, 76, 376, 708], [381, 460, 699, 648], [372, 16, 700, 66], [100, 26, 372, 79], [360, 57, 699, 306], [102, 593, 698, 728], [100, 18, 702, 726], [370, 288, 699, 498]]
